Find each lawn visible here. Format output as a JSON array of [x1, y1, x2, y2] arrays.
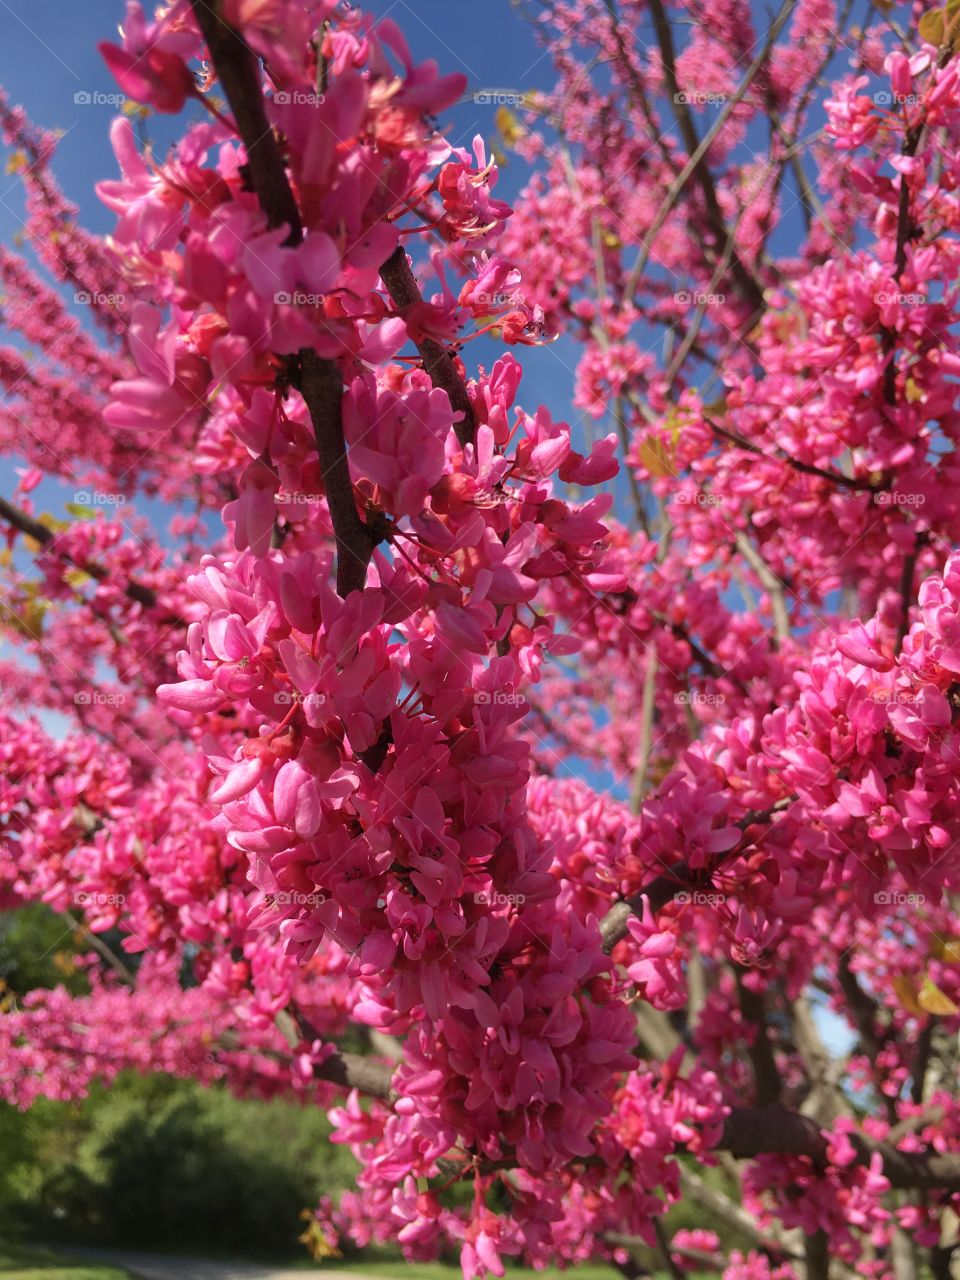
[[0, 1244, 643, 1280], [323, 1263, 625, 1279], [0, 1245, 129, 1280]]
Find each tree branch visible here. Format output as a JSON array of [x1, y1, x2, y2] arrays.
[[719, 1105, 960, 1192], [189, 0, 302, 243], [379, 245, 476, 449], [733, 529, 791, 643], [641, 0, 771, 316], [190, 0, 384, 595], [703, 415, 879, 491], [0, 494, 160, 611], [298, 350, 381, 596], [598, 798, 793, 951], [735, 964, 781, 1106]]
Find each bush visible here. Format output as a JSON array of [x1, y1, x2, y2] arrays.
[[1, 1073, 359, 1258]]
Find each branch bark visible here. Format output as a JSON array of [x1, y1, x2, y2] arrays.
[[189, 0, 383, 596], [720, 1105, 960, 1192], [298, 350, 381, 597], [189, 0, 302, 243], [598, 798, 793, 951], [379, 245, 476, 449], [0, 494, 161, 611]]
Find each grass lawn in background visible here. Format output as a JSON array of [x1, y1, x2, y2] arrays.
[[322, 1263, 638, 1279], [0, 1244, 129, 1280]]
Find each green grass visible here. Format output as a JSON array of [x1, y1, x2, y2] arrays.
[[320, 1262, 624, 1279], [0, 1244, 129, 1280]]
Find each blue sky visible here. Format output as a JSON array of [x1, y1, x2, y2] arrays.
[[0, 2, 863, 1053], [0, 0, 580, 435]]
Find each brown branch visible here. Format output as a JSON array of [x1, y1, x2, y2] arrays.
[[644, 0, 767, 316], [190, 0, 384, 596], [733, 529, 791, 644], [0, 494, 160, 611], [704, 415, 878, 491], [805, 1230, 830, 1280], [295, 1029, 960, 1195], [837, 954, 888, 1060], [189, 0, 302, 243], [598, 797, 793, 951], [719, 1105, 960, 1192], [910, 1019, 934, 1106], [629, 649, 658, 813], [379, 245, 476, 449], [678, 1165, 802, 1262], [896, 532, 925, 655], [298, 351, 382, 596], [653, 1217, 684, 1280], [60, 911, 137, 986], [313, 1048, 395, 1098], [735, 964, 781, 1106]]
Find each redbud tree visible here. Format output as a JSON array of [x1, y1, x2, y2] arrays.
[[3, 0, 960, 1276]]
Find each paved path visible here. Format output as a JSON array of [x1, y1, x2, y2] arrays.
[[55, 1246, 380, 1280]]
